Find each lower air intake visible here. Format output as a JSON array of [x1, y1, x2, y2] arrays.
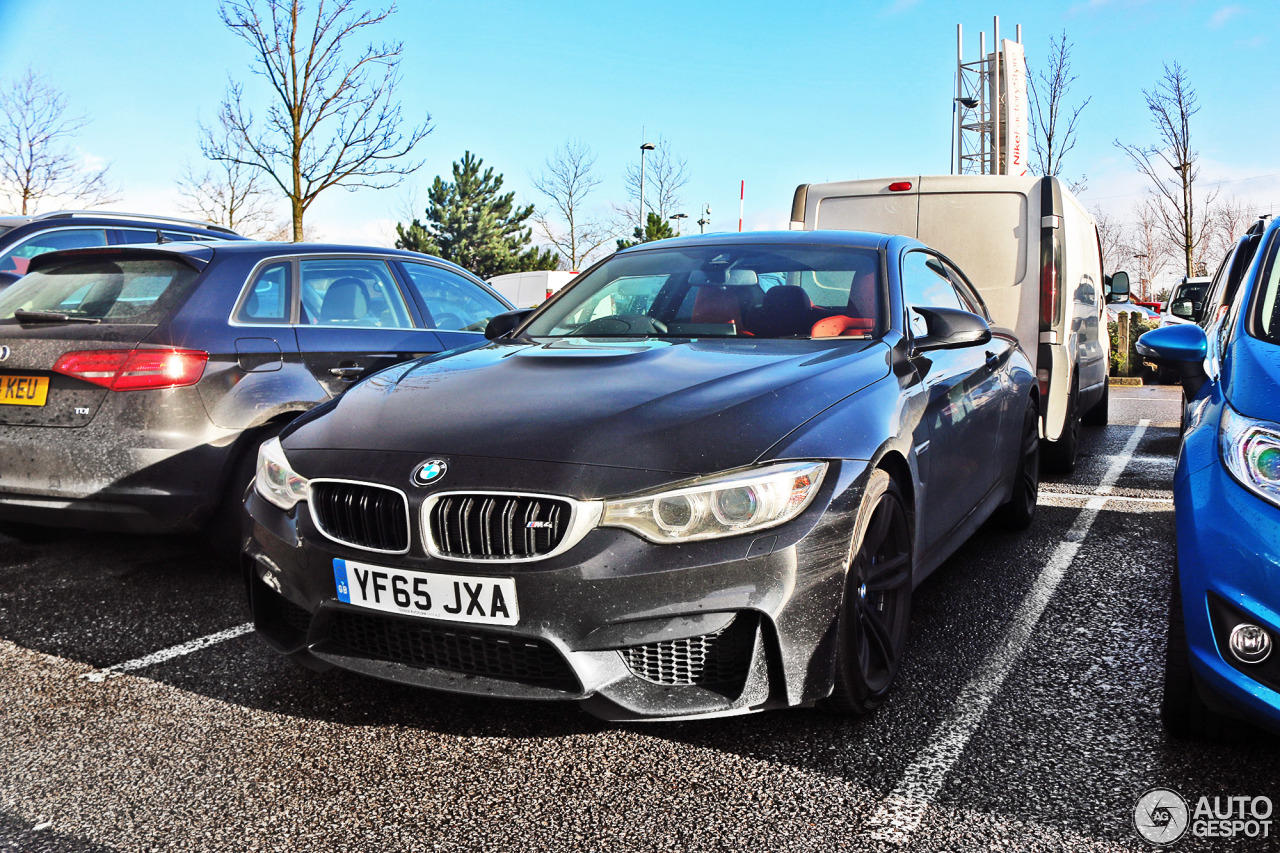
[[324, 610, 579, 692], [621, 616, 756, 687]]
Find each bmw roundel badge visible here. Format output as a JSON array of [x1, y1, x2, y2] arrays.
[[412, 459, 448, 487]]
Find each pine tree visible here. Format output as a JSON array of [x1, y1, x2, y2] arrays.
[[396, 151, 558, 278], [615, 212, 676, 251]]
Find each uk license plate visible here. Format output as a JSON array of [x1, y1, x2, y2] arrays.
[[0, 375, 48, 406], [333, 558, 518, 626]]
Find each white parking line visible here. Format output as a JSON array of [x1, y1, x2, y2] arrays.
[[80, 622, 254, 682], [864, 420, 1151, 844]]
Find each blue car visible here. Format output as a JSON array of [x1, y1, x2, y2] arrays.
[[1138, 217, 1280, 738]]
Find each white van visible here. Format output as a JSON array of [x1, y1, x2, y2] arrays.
[[487, 270, 578, 309], [790, 174, 1109, 472]]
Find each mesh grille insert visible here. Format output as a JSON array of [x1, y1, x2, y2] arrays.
[[311, 481, 409, 553], [621, 616, 755, 687], [429, 494, 571, 558], [323, 610, 579, 692]]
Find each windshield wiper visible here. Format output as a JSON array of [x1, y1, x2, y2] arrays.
[[12, 309, 100, 325]]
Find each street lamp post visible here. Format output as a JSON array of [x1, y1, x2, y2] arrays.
[[697, 204, 710, 234], [669, 213, 687, 235], [639, 141, 655, 237]]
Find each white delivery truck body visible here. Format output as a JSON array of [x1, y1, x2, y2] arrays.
[[487, 270, 578, 309], [790, 174, 1109, 470]]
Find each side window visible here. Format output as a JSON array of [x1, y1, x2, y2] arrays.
[[235, 262, 292, 324], [901, 251, 965, 337], [116, 228, 164, 246], [0, 228, 109, 274], [401, 263, 509, 331], [940, 258, 989, 319], [299, 258, 413, 328]]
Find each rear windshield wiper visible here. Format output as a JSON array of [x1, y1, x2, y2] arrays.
[[12, 309, 100, 325]]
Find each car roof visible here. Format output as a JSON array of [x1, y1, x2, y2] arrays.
[[0, 210, 241, 236], [25, 239, 485, 281], [614, 229, 901, 254]]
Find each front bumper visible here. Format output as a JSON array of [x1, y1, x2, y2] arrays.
[[244, 456, 870, 721], [1175, 438, 1280, 732]]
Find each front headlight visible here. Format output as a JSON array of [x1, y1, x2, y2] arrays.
[[254, 436, 310, 511], [1221, 406, 1280, 508], [600, 461, 828, 543]]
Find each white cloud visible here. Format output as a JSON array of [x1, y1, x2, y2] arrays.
[[1209, 4, 1244, 28]]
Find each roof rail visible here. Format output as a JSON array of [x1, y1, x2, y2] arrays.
[[31, 210, 238, 235]]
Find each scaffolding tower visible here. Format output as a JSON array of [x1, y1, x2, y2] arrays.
[[953, 18, 1021, 176]]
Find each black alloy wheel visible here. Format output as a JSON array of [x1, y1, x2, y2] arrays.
[[825, 470, 913, 715], [997, 396, 1040, 529]]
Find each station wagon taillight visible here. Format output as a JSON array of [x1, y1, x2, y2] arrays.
[[53, 348, 208, 391]]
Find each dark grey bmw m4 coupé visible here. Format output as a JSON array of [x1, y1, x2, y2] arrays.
[[244, 230, 1039, 721]]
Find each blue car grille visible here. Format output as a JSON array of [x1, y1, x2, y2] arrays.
[[310, 481, 409, 553], [429, 494, 570, 558]]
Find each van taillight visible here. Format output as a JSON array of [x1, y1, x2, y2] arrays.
[[53, 349, 208, 391], [1040, 231, 1062, 330], [888, 181, 913, 192], [546, 288, 553, 300]]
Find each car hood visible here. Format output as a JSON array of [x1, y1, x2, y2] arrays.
[[284, 337, 891, 475], [1224, 332, 1280, 422]]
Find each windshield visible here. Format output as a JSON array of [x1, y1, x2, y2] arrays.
[[0, 258, 201, 324], [523, 243, 883, 340]]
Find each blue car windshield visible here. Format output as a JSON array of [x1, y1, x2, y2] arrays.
[[523, 243, 884, 340]]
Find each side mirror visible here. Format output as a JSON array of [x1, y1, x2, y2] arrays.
[[1136, 325, 1209, 398], [484, 308, 534, 339], [1106, 271, 1130, 304], [911, 306, 992, 351], [1169, 299, 1196, 320]]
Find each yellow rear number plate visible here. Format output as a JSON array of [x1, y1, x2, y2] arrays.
[[0, 375, 49, 406]]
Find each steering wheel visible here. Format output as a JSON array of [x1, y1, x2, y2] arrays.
[[432, 312, 465, 330], [575, 314, 668, 336]]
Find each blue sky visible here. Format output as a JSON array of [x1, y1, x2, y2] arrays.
[[0, 0, 1275, 256]]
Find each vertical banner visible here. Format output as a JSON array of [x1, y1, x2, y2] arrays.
[[1001, 39, 1029, 176]]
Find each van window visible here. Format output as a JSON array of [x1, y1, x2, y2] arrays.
[[917, 192, 1027, 294], [816, 194, 917, 237]]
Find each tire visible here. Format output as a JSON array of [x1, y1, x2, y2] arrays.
[[205, 425, 282, 565], [1161, 562, 1244, 741], [1082, 378, 1109, 427], [1042, 371, 1080, 475], [823, 469, 913, 715], [996, 396, 1040, 530]]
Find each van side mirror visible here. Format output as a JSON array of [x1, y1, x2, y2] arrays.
[[1170, 299, 1196, 321], [484, 308, 534, 339], [1106, 271, 1130, 304]]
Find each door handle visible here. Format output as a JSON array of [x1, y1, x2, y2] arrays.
[[328, 366, 365, 379]]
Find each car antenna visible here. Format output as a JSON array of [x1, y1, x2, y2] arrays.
[[155, 229, 171, 244]]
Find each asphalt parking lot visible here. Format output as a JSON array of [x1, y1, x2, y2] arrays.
[[2, 383, 1276, 852]]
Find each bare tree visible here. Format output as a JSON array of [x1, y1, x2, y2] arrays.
[[622, 136, 690, 220], [1199, 194, 1253, 274], [1028, 31, 1090, 184], [1115, 62, 1216, 278], [532, 140, 614, 270], [1092, 206, 1126, 274], [177, 120, 276, 236], [0, 68, 115, 215], [1125, 199, 1173, 302], [204, 0, 431, 241]]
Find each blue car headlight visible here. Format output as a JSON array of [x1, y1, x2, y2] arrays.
[[1221, 406, 1280, 508], [600, 461, 827, 543], [254, 436, 310, 511]]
